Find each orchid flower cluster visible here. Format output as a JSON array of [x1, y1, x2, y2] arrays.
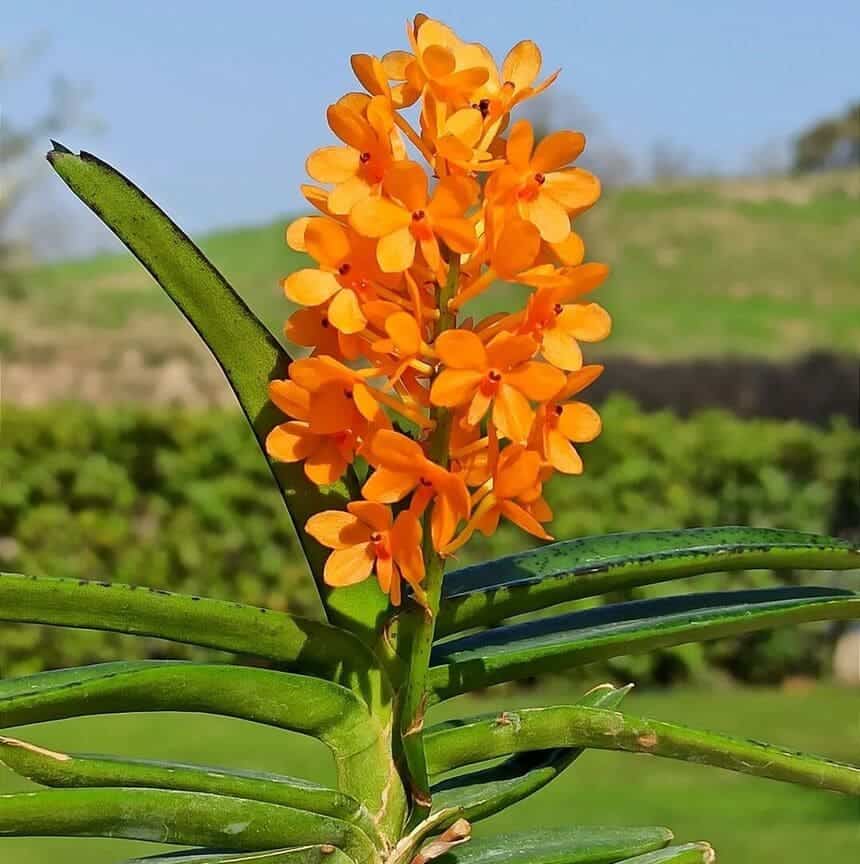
[[266, 14, 610, 606]]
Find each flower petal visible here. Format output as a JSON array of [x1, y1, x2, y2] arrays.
[[306, 146, 360, 184], [327, 103, 376, 152], [385, 311, 422, 355], [545, 427, 583, 474], [501, 40, 542, 92], [305, 438, 350, 485], [430, 369, 483, 407], [494, 446, 541, 498], [362, 466, 417, 504], [436, 329, 488, 370], [557, 401, 602, 442], [283, 269, 340, 306], [378, 226, 416, 273], [306, 510, 370, 549], [493, 218, 541, 278], [266, 422, 317, 463], [500, 499, 553, 540], [543, 168, 601, 210], [531, 131, 586, 174], [505, 361, 566, 401], [304, 218, 351, 267], [269, 379, 311, 419], [309, 383, 355, 434], [522, 192, 570, 243], [324, 544, 376, 586], [558, 303, 612, 341], [350, 197, 411, 238], [541, 327, 583, 371], [493, 383, 535, 443], [348, 500, 393, 530], [328, 176, 374, 216], [486, 333, 537, 370], [328, 288, 367, 334], [369, 429, 425, 471], [383, 160, 428, 211], [445, 108, 483, 148], [549, 231, 585, 266], [506, 119, 534, 168]]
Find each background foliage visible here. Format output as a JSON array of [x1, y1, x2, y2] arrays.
[[3, 396, 856, 682]]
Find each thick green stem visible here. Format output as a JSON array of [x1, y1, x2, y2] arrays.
[[397, 253, 460, 823], [425, 704, 860, 796]]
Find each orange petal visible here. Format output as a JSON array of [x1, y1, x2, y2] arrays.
[[378, 226, 416, 273], [393, 511, 426, 585], [350, 197, 410, 238], [445, 108, 483, 148], [562, 364, 604, 398], [558, 303, 612, 341], [305, 437, 350, 485], [434, 217, 478, 254], [554, 262, 611, 303], [286, 217, 311, 252], [350, 53, 389, 97], [422, 44, 456, 77], [304, 218, 351, 267], [506, 119, 534, 169], [430, 494, 457, 552], [557, 402, 602, 442], [486, 333, 537, 370], [493, 383, 535, 443], [494, 446, 541, 499], [283, 269, 340, 306], [505, 361, 566, 401], [430, 176, 479, 216], [543, 168, 601, 210], [306, 146, 359, 184], [430, 369, 483, 407], [327, 103, 376, 152], [369, 429, 425, 471], [383, 160, 428, 212], [500, 500, 553, 540], [436, 329, 488, 370], [549, 232, 585, 266], [522, 192, 570, 244], [493, 218, 541, 278], [266, 422, 317, 463], [541, 327, 583, 371], [545, 427, 583, 474], [347, 500, 393, 531], [269, 379, 311, 420], [352, 381, 384, 423], [531, 131, 586, 174], [306, 510, 370, 549], [362, 466, 417, 504], [384, 311, 421, 355], [328, 176, 374, 216], [324, 543, 376, 586], [309, 384, 354, 434], [502, 40, 542, 92], [466, 388, 492, 427], [382, 50, 414, 79], [328, 288, 367, 335]]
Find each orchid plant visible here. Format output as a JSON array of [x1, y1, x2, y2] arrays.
[[2, 14, 859, 864]]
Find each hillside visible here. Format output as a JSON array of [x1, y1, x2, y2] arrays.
[[2, 170, 858, 405]]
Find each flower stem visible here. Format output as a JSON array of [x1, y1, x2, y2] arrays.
[[397, 252, 460, 826]]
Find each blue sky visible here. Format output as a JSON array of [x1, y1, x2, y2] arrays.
[[4, 1, 859, 254]]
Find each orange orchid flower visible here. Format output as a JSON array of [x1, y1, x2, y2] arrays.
[[306, 502, 425, 605], [350, 161, 478, 277], [362, 429, 470, 551], [486, 119, 600, 243], [445, 444, 553, 554], [306, 94, 404, 215], [530, 365, 604, 473], [430, 329, 565, 442]]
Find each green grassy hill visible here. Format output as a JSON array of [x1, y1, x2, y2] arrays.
[[3, 170, 858, 370]]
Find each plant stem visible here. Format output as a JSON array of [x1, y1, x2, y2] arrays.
[[397, 252, 460, 825]]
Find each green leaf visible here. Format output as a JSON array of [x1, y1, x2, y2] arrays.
[[46, 145, 388, 637], [429, 586, 860, 699], [424, 703, 860, 795], [0, 572, 382, 700], [0, 736, 378, 845], [429, 683, 632, 824], [0, 788, 374, 861], [437, 527, 860, 636], [121, 849, 355, 864], [435, 827, 673, 864], [0, 660, 404, 833], [616, 845, 715, 864]]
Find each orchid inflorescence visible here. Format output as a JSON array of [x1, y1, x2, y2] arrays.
[[266, 14, 611, 605]]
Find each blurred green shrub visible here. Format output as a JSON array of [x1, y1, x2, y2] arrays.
[[1, 397, 857, 683]]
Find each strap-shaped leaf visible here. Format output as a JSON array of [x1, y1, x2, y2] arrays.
[[438, 527, 860, 636], [0, 571, 383, 703], [46, 144, 388, 636], [0, 788, 374, 861], [429, 586, 860, 699], [0, 660, 403, 832], [424, 704, 860, 795], [616, 845, 715, 864], [435, 827, 673, 864], [429, 683, 632, 824], [0, 736, 378, 844], [122, 849, 355, 864]]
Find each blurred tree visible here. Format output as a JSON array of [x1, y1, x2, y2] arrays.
[[793, 102, 860, 173], [1, 38, 95, 297]]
